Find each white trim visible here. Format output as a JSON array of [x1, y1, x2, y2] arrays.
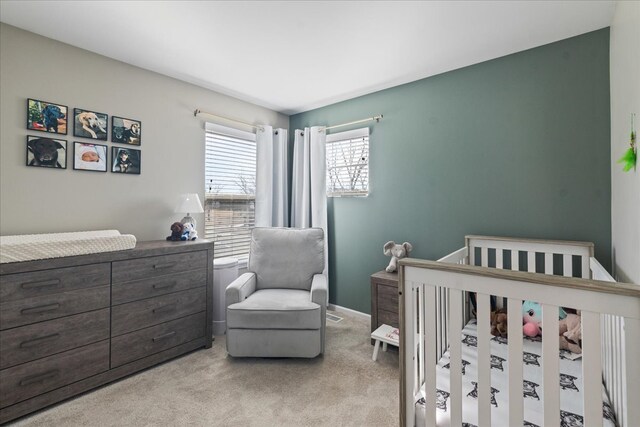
[[328, 303, 371, 320], [205, 121, 256, 141], [326, 126, 369, 143]]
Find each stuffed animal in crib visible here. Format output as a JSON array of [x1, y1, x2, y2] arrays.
[[522, 301, 567, 337], [558, 312, 582, 354], [490, 308, 508, 337], [181, 223, 198, 241], [166, 222, 185, 241], [383, 241, 413, 273]]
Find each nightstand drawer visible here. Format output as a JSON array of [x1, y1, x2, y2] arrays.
[[112, 251, 207, 283], [111, 287, 206, 336], [0, 308, 109, 369], [0, 285, 110, 330], [0, 263, 110, 303], [111, 312, 205, 367], [0, 340, 109, 408], [378, 309, 399, 329], [112, 269, 207, 305], [377, 284, 399, 313]]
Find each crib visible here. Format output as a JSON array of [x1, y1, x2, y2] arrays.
[[399, 235, 640, 427]]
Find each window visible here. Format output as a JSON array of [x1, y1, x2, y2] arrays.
[[326, 127, 370, 197], [204, 123, 256, 259]]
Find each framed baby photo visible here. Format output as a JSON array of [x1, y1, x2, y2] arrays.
[[112, 116, 141, 145], [73, 142, 108, 172], [73, 108, 108, 140], [26, 136, 67, 169], [111, 147, 141, 174], [27, 98, 68, 135]]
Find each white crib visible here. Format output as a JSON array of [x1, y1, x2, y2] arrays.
[[399, 235, 640, 427]]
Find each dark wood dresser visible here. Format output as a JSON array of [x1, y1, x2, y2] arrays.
[[0, 240, 213, 424], [370, 270, 399, 336]]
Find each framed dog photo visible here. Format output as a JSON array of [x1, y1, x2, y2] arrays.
[[112, 116, 141, 145], [26, 136, 67, 169], [74, 108, 108, 140], [27, 98, 68, 135], [73, 142, 108, 172], [111, 147, 140, 174]]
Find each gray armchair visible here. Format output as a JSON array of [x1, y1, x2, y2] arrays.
[[225, 227, 327, 358]]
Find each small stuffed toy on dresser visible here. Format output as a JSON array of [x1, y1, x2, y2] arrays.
[[383, 241, 413, 273]]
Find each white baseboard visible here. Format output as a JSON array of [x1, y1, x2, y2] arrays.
[[328, 303, 371, 320]]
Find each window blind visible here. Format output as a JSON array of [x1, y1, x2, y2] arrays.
[[204, 123, 256, 259], [326, 127, 370, 197]]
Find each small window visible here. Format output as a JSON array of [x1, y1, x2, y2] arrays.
[[204, 123, 256, 259], [326, 127, 369, 197]]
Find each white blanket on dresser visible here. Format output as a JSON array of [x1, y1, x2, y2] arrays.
[[415, 320, 616, 427], [0, 230, 136, 263]]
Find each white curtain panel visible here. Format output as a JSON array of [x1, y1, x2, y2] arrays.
[[291, 126, 328, 275], [255, 126, 289, 227]]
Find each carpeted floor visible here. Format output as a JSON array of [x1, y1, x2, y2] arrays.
[[11, 311, 399, 426]]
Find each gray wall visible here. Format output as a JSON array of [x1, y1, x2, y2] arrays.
[[0, 23, 288, 241], [291, 29, 611, 313], [610, 2, 640, 284]]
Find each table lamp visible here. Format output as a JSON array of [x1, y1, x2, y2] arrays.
[[175, 193, 204, 227]]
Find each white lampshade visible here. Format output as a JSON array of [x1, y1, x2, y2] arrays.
[[175, 193, 204, 214]]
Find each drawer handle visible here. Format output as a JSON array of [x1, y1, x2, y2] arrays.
[[153, 263, 176, 270], [21, 303, 60, 315], [152, 331, 176, 342], [153, 281, 177, 290], [19, 333, 61, 348], [152, 303, 177, 314], [19, 370, 60, 387], [20, 279, 61, 290]]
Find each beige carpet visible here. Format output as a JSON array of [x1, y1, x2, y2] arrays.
[[12, 312, 399, 426]]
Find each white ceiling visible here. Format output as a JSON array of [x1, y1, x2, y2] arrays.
[[0, 1, 616, 115]]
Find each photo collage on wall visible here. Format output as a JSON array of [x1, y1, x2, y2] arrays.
[[26, 98, 141, 174]]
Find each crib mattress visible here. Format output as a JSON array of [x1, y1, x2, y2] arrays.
[[415, 320, 616, 427], [0, 230, 136, 263]]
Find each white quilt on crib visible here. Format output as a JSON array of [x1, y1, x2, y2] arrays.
[[415, 320, 616, 427]]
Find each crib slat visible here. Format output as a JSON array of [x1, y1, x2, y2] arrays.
[[405, 282, 416, 425], [581, 256, 590, 279], [507, 298, 524, 426], [477, 293, 491, 427], [542, 304, 560, 427], [582, 310, 603, 427], [481, 247, 488, 267], [449, 289, 463, 426], [511, 250, 519, 271], [527, 251, 536, 272], [563, 254, 573, 277], [544, 253, 553, 275], [624, 317, 639, 427], [423, 284, 437, 427], [435, 287, 442, 363], [496, 249, 503, 269], [418, 285, 425, 387]]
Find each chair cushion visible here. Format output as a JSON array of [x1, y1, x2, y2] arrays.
[[226, 289, 321, 330], [249, 227, 324, 290]]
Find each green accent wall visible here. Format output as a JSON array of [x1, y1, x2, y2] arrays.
[[290, 29, 611, 314]]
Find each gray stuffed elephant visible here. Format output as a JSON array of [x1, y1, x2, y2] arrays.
[[383, 241, 413, 273]]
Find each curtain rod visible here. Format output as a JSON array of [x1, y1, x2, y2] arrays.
[[323, 114, 383, 131], [194, 109, 264, 131]]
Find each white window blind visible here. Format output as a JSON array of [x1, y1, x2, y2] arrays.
[[326, 127, 370, 197], [204, 123, 256, 259]]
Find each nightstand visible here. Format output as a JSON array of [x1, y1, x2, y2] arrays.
[[370, 270, 399, 341]]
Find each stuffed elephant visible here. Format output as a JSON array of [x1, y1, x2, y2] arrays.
[[383, 241, 413, 273]]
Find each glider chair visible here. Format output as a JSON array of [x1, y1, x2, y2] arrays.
[[225, 227, 327, 358]]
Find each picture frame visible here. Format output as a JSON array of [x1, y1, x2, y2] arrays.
[[26, 136, 67, 169], [27, 98, 68, 135], [112, 116, 141, 146], [73, 142, 108, 172], [111, 147, 141, 174], [73, 108, 108, 140]]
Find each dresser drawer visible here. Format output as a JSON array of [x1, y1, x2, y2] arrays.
[[0, 263, 110, 303], [0, 340, 109, 408], [0, 309, 109, 369], [378, 309, 399, 329], [0, 285, 110, 330], [112, 251, 207, 284], [112, 269, 207, 305], [111, 287, 206, 336], [111, 312, 205, 367], [377, 284, 399, 314]]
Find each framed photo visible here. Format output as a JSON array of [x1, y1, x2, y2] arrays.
[[111, 147, 140, 174], [73, 142, 108, 172], [112, 116, 141, 145], [27, 98, 68, 135], [74, 108, 108, 140], [26, 136, 67, 169]]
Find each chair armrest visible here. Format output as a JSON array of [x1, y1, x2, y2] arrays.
[[310, 274, 328, 307], [225, 272, 257, 308]]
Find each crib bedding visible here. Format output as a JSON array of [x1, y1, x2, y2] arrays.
[[0, 230, 136, 263], [415, 320, 616, 427]]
